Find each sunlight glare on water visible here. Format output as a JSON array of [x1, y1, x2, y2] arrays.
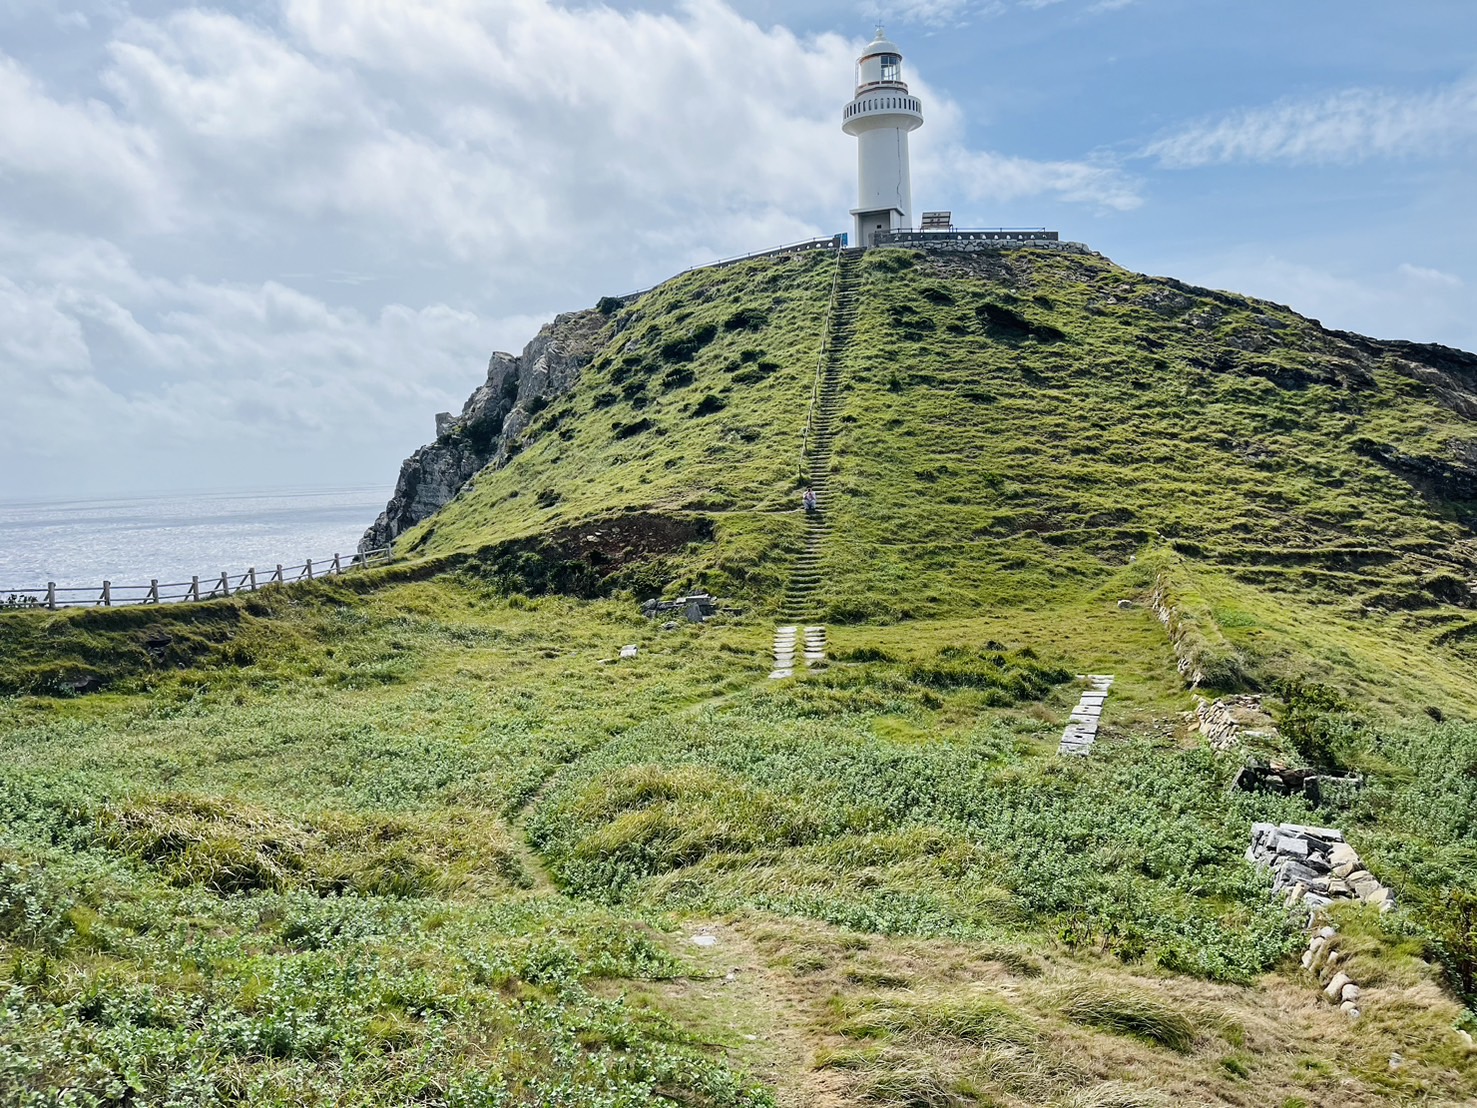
[[0, 486, 393, 594]]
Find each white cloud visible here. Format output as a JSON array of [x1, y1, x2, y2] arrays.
[[888, 0, 1132, 23], [104, 10, 361, 143], [0, 225, 530, 483], [1146, 76, 1477, 168], [0, 54, 174, 230], [1397, 263, 1463, 289], [889, 0, 981, 25], [0, 0, 1141, 498], [1017, 0, 1135, 11], [931, 147, 1141, 212]]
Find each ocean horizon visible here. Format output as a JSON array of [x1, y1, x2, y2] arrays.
[[0, 485, 394, 597]]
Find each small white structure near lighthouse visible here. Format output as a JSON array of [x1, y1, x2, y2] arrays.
[[843, 27, 924, 248]]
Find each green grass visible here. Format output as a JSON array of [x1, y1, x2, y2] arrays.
[[4, 244, 1477, 1103], [399, 250, 838, 608], [2, 565, 1475, 1103], [816, 249, 1477, 627]]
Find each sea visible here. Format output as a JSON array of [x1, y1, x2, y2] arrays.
[[0, 486, 393, 597]]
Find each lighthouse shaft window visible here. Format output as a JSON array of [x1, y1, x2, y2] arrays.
[[880, 54, 901, 81]]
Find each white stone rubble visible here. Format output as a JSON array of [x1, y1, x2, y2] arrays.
[[1189, 695, 1277, 752]]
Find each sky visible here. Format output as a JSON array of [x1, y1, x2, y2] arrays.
[[2, 0, 1475, 500]]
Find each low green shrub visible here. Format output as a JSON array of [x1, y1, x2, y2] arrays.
[[1272, 679, 1368, 772]]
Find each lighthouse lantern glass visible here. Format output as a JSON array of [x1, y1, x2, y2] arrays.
[[880, 54, 900, 81]]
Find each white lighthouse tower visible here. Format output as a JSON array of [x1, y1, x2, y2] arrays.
[[842, 27, 924, 248]]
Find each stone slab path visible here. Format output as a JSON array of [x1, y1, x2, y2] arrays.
[[770, 626, 798, 679], [803, 626, 827, 667], [1058, 674, 1115, 755], [770, 625, 827, 679]]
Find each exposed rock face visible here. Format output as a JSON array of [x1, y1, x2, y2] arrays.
[[361, 308, 608, 552]]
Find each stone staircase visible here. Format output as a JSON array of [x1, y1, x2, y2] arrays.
[[778, 249, 862, 627], [769, 625, 829, 680]]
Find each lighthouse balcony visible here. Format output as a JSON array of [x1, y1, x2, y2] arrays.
[[842, 94, 923, 131]]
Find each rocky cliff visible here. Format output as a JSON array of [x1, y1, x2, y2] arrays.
[[361, 307, 609, 551]]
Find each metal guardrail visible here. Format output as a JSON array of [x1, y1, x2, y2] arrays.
[[1, 546, 395, 611], [873, 228, 1061, 247], [611, 235, 846, 303]]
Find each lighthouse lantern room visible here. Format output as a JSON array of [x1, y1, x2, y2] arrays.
[[842, 27, 925, 248]]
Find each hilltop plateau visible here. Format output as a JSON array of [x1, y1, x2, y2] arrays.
[[3, 245, 1477, 1107]]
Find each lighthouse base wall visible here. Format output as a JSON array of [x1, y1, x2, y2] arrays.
[[853, 209, 905, 248], [854, 127, 914, 237]]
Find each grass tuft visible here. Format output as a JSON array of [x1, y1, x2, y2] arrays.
[[1056, 983, 1198, 1052]]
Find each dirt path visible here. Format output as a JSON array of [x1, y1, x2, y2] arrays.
[[499, 677, 836, 1100], [653, 917, 850, 1108]]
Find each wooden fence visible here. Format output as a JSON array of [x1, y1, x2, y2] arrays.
[[1, 546, 394, 611]]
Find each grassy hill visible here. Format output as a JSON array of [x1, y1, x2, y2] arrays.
[[3, 246, 1477, 1106]]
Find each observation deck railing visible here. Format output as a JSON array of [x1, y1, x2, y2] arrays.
[[873, 227, 1062, 247]]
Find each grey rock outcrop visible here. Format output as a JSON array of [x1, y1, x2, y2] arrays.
[[1247, 822, 1394, 914], [361, 308, 608, 552]]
